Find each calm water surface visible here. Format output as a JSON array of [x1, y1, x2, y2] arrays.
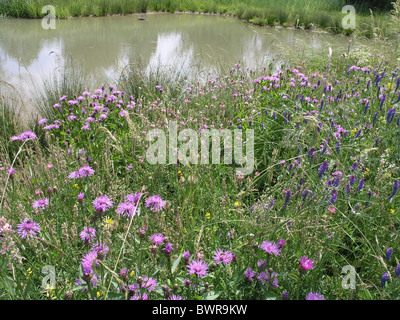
[[0, 13, 375, 107]]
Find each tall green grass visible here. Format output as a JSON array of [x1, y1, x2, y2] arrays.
[[0, 0, 394, 38], [32, 57, 93, 120], [0, 94, 23, 161]]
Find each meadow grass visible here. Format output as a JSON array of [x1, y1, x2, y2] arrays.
[[0, 0, 394, 38], [1, 31, 400, 300]]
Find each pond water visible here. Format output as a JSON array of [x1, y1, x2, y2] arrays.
[[0, 13, 375, 107]]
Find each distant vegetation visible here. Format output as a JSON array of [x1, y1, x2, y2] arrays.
[[0, 0, 396, 38]]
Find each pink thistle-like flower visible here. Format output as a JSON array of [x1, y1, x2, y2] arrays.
[[16, 219, 41, 239], [141, 277, 157, 292], [168, 295, 184, 300], [92, 241, 109, 259], [116, 201, 137, 218], [126, 192, 142, 206], [150, 233, 166, 246], [79, 227, 96, 244], [11, 130, 37, 142], [92, 195, 113, 214], [299, 256, 315, 272], [78, 193, 85, 204], [162, 243, 174, 254], [306, 292, 325, 300], [277, 239, 286, 248], [187, 259, 208, 278], [213, 249, 234, 265], [69, 165, 95, 179], [32, 198, 49, 211], [244, 267, 255, 282], [260, 240, 281, 256], [145, 195, 166, 213], [81, 250, 98, 277]]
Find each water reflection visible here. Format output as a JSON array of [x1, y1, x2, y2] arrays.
[[147, 32, 193, 73], [0, 13, 372, 100]]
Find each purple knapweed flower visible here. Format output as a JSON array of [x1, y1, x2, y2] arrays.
[[282, 291, 290, 300], [116, 201, 137, 218], [187, 259, 208, 278], [306, 292, 325, 300], [244, 267, 255, 282], [92, 241, 109, 258], [184, 250, 190, 262], [145, 195, 166, 213], [260, 240, 281, 256], [150, 233, 166, 246], [79, 227, 96, 244], [11, 130, 37, 142], [257, 271, 269, 285], [81, 250, 98, 278], [130, 293, 148, 300], [32, 198, 49, 211], [16, 219, 41, 239], [162, 243, 174, 255], [126, 192, 142, 206], [278, 239, 286, 248], [299, 256, 314, 272], [78, 192, 84, 204], [69, 165, 95, 179], [8, 168, 14, 179], [213, 249, 234, 265], [141, 277, 157, 292], [92, 195, 113, 214]]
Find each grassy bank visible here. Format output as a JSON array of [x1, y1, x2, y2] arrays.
[[1, 35, 400, 299], [0, 0, 395, 38]]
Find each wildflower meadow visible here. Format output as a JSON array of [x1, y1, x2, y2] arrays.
[[1, 0, 400, 303]]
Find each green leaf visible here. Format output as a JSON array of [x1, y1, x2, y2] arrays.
[[72, 285, 86, 292], [203, 290, 220, 300], [107, 292, 125, 300], [171, 252, 183, 274], [264, 292, 278, 300]]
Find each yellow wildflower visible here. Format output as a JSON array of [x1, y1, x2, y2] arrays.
[[205, 212, 211, 219], [103, 216, 113, 228], [73, 184, 80, 189], [384, 172, 392, 178]]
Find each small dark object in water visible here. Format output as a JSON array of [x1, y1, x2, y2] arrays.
[[138, 15, 147, 21]]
